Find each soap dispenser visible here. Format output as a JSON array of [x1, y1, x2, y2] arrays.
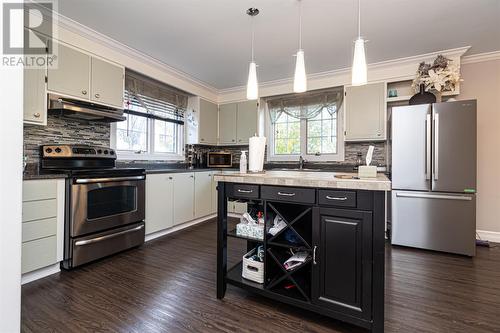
[[240, 151, 248, 174]]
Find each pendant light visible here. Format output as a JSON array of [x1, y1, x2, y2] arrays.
[[246, 8, 259, 100], [293, 0, 307, 93], [351, 0, 367, 86]]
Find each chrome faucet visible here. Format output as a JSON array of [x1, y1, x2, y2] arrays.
[[299, 155, 307, 170]]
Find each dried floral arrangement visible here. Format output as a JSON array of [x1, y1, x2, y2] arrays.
[[412, 55, 462, 93]]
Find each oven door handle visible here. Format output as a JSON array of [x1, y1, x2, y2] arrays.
[[75, 175, 145, 184], [74, 224, 144, 246]]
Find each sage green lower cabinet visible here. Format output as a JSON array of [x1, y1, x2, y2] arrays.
[[194, 171, 213, 219], [21, 179, 64, 275], [173, 173, 195, 226], [145, 174, 174, 234]]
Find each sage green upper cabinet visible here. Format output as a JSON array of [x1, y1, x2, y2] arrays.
[[24, 61, 47, 125], [345, 82, 386, 141], [219, 103, 237, 144], [199, 99, 218, 145], [236, 100, 258, 144], [90, 57, 124, 107], [47, 42, 91, 100], [218, 101, 258, 145]]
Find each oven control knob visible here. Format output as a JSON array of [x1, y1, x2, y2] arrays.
[[55, 147, 62, 153], [103, 150, 109, 155], [45, 148, 53, 154], [97, 149, 102, 154]]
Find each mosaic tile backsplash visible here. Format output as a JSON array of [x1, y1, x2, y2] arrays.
[[24, 113, 110, 162], [23, 114, 386, 167]]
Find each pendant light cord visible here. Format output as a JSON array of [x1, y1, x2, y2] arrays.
[[298, 0, 302, 49], [251, 17, 255, 62], [358, 0, 361, 38]]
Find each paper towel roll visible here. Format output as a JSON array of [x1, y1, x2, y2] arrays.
[[249, 136, 266, 172]]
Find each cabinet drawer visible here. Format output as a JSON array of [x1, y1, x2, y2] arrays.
[[261, 186, 315, 204], [22, 199, 57, 222], [231, 184, 259, 199], [23, 180, 57, 201], [22, 217, 57, 242], [318, 190, 357, 208], [21, 235, 57, 274]]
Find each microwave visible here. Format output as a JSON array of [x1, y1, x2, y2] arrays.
[[207, 152, 233, 168]]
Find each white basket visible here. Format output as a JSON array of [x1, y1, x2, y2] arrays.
[[242, 248, 264, 284]]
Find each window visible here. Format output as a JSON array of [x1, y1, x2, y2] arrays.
[[113, 71, 188, 160], [267, 88, 344, 162]]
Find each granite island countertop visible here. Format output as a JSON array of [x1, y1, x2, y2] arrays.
[[214, 170, 391, 191]]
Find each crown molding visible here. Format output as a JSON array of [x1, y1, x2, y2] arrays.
[[219, 46, 471, 96], [42, 7, 219, 97], [462, 50, 500, 64]]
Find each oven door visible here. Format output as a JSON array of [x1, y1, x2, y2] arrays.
[[70, 175, 145, 237]]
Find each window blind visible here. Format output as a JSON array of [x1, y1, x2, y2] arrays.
[[124, 70, 189, 125]]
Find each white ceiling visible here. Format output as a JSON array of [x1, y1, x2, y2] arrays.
[[54, 0, 500, 90]]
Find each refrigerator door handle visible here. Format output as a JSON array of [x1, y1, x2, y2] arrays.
[[395, 192, 472, 201], [426, 114, 431, 180], [433, 113, 439, 180]]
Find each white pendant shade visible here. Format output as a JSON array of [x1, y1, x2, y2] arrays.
[[351, 37, 367, 86], [246, 61, 258, 100], [293, 49, 307, 93]]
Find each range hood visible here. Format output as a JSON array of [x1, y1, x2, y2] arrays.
[[48, 94, 126, 122]]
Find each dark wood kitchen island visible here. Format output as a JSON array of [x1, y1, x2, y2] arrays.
[[215, 171, 391, 333]]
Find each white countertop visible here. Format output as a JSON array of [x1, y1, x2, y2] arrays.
[[214, 170, 391, 191]]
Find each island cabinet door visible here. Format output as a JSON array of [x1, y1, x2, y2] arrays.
[[312, 207, 373, 320]]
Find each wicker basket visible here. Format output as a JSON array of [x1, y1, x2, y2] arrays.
[[242, 248, 264, 284]]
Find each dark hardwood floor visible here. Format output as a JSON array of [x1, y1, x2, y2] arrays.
[[22, 219, 500, 333]]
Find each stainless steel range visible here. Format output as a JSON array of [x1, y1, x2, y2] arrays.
[[41, 144, 146, 269]]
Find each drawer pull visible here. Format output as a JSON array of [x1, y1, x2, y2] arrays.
[[313, 246, 317, 265], [237, 189, 253, 194], [278, 191, 296, 197], [326, 196, 348, 201]]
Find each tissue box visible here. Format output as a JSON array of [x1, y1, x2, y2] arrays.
[[358, 165, 377, 178], [236, 223, 264, 240]]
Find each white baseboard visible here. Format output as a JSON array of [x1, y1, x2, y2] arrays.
[[145, 214, 216, 242], [22, 264, 60, 285], [476, 230, 500, 243]]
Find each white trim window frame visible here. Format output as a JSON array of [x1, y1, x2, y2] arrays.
[[266, 103, 344, 162], [111, 115, 185, 161]]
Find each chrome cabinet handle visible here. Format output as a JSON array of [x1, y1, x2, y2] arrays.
[[81, 90, 87, 95], [33, 112, 41, 118], [313, 246, 317, 265], [277, 191, 295, 197], [237, 189, 253, 193], [326, 196, 347, 201], [94, 93, 100, 99], [75, 225, 144, 246]]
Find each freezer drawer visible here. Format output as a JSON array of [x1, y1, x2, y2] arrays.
[[391, 191, 476, 256]]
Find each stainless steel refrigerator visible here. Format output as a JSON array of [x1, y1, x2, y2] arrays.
[[391, 100, 477, 256]]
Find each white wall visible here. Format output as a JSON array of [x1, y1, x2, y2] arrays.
[[0, 10, 23, 333], [458, 58, 500, 236]]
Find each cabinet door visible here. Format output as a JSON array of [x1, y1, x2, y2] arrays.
[[90, 57, 124, 107], [312, 207, 373, 320], [219, 103, 237, 144], [173, 173, 195, 225], [199, 99, 218, 144], [47, 42, 90, 100], [145, 174, 174, 234], [211, 173, 219, 214], [24, 65, 47, 125], [236, 101, 258, 144], [194, 172, 213, 218], [345, 82, 386, 141]]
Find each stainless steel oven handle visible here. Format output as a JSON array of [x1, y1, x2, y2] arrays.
[[75, 175, 145, 184], [74, 225, 144, 246]]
